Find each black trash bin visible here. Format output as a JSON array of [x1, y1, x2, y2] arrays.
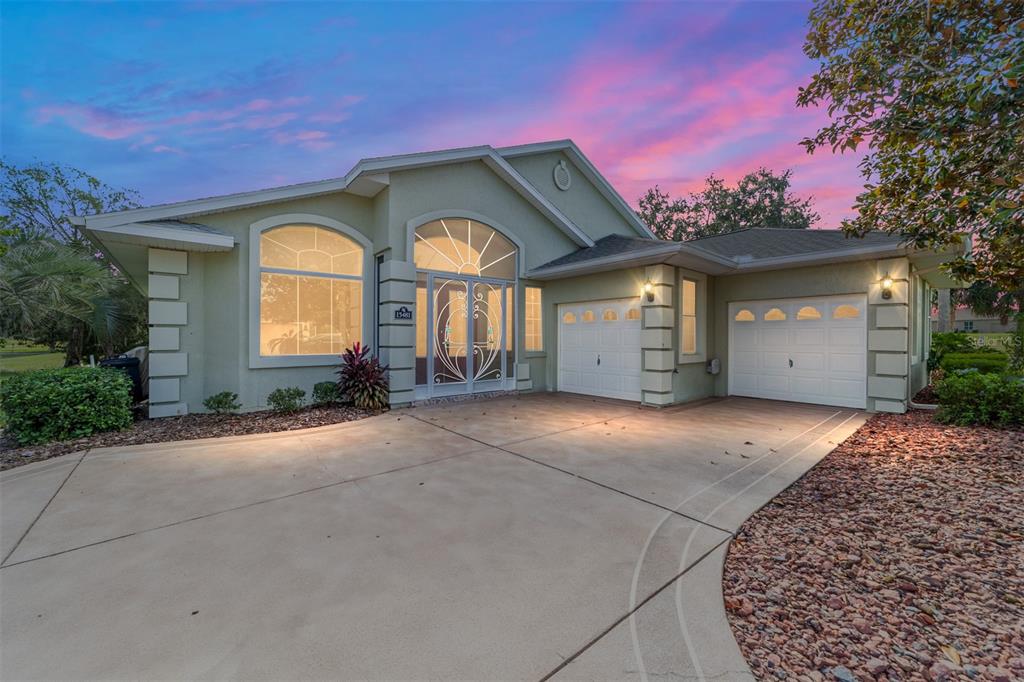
[[98, 355, 143, 402]]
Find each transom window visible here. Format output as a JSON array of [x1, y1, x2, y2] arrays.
[[414, 218, 516, 279], [258, 224, 363, 356]]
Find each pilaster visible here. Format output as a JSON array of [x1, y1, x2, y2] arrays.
[[641, 264, 675, 406], [147, 248, 189, 418], [867, 257, 910, 413], [378, 258, 416, 406]]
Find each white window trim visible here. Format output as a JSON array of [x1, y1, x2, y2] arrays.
[[248, 213, 374, 369], [678, 272, 707, 364]]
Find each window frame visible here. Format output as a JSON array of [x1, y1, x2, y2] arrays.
[[248, 214, 373, 369], [524, 286, 544, 352], [677, 272, 707, 364]]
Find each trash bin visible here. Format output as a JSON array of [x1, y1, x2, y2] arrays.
[[98, 355, 143, 402]]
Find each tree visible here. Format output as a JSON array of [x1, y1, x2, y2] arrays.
[[954, 279, 1022, 325], [637, 168, 820, 241], [798, 1, 1024, 290], [0, 159, 140, 245]]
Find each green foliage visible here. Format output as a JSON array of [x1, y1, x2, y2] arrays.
[[935, 372, 1024, 427], [1001, 316, 1024, 374], [0, 367, 132, 444], [266, 387, 305, 412], [798, 2, 1023, 288], [929, 331, 978, 371], [202, 391, 241, 414], [637, 168, 819, 241], [337, 342, 389, 410], [940, 352, 1010, 374], [312, 381, 341, 405]]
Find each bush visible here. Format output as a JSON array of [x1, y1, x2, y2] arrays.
[[1000, 317, 1024, 374], [935, 372, 1024, 427], [0, 367, 133, 445], [267, 386, 305, 412], [337, 342, 389, 410], [312, 381, 342, 405], [203, 391, 241, 414], [940, 352, 1009, 374], [929, 332, 978, 371]]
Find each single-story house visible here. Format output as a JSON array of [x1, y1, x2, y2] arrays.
[[931, 307, 1016, 333], [72, 140, 960, 418]]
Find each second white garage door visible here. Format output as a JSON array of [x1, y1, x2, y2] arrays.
[[558, 298, 642, 401], [729, 295, 868, 409]]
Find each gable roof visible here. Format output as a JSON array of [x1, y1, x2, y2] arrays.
[[684, 227, 906, 262], [70, 141, 666, 248]]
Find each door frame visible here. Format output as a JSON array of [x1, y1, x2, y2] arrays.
[[418, 269, 517, 399]]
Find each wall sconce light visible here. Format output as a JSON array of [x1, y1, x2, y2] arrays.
[[643, 281, 655, 303], [881, 275, 894, 300]]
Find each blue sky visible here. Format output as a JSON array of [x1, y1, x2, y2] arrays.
[[1, 1, 865, 224]]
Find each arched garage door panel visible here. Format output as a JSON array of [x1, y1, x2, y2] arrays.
[[729, 295, 867, 409]]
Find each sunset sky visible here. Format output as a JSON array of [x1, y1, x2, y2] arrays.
[[2, 1, 867, 226]]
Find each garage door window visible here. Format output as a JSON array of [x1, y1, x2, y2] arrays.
[[797, 305, 822, 320], [582, 310, 595, 323], [764, 307, 787, 321], [562, 312, 576, 324], [734, 309, 755, 322], [626, 307, 641, 321], [833, 304, 860, 319], [603, 309, 618, 321]]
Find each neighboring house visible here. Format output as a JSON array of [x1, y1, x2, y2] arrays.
[[73, 140, 960, 418], [931, 307, 1016, 333]]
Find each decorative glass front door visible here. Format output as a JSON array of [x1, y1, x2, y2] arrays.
[[416, 273, 513, 397]]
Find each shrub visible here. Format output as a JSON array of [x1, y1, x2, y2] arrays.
[[203, 391, 241, 414], [0, 367, 132, 445], [940, 352, 1009, 374], [1000, 317, 1024, 374], [266, 387, 305, 412], [935, 372, 1024, 427], [312, 381, 341, 405], [337, 342, 389, 410], [929, 332, 978, 371]]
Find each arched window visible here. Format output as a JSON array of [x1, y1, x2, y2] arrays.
[[258, 224, 363, 356], [414, 218, 516, 279], [834, 304, 861, 319], [602, 309, 618, 321], [626, 308, 641, 321], [582, 310, 595, 323], [796, 305, 822, 320], [562, 312, 576, 324], [764, 307, 787, 321], [734, 309, 755, 322]]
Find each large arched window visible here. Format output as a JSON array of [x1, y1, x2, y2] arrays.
[[414, 218, 517, 279], [258, 224, 363, 356]]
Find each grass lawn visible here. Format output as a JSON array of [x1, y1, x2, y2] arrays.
[[0, 351, 65, 379]]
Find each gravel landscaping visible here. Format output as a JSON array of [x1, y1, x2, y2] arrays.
[[0, 404, 381, 471], [723, 411, 1023, 682]]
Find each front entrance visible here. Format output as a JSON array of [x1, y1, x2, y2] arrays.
[[415, 273, 515, 398]]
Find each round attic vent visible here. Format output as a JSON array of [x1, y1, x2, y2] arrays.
[[553, 159, 572, 191]]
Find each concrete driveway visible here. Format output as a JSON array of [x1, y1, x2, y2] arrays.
[[0, 394, 865, 680]]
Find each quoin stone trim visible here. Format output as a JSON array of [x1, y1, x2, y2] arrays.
[[378, 259, 417, 406], [867, 257, 910, 413], [147, 248, 189, 418], [641, 263, 675, 406]]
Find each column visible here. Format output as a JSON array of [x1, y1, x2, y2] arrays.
[[868, 257, 910, 413], [147, 248, 189, 417], [641, 263, 675, 406], [378, 259, 416, 406]]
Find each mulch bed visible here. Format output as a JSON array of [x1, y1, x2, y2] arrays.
[[913, 385, 939, 405], [0, 404, 382, 471], [723, 411, 1023, 682]]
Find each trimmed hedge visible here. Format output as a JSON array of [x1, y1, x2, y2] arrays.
[[0, 367, 133, 445], [935, 372, 1024, 427], [940, 352, 1009, 374]]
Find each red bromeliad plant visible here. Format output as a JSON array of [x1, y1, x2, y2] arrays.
[[336, 342, 390, 410]]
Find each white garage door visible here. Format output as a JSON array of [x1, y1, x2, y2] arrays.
[[558, 298, 642, 401], [729, 295, 867, 409]]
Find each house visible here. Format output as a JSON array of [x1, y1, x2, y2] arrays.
[[931, 307, 1016, 333], [72, 140, 960, 418]]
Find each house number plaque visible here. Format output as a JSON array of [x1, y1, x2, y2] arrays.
[[394, 306, 413, 321]]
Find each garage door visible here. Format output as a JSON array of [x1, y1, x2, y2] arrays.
[[558, 298, 642, 401], [729, 295, 867, 409]]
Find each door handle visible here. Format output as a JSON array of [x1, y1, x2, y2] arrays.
[[597, 354, 601, 366], [789, 358, 794, 368]]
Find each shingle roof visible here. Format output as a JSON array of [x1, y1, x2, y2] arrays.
[[140, 220, 233, 237], [685, 228, 905, 262], [536, 234, 674, 269]]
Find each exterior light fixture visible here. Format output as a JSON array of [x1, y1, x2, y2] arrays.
[[881, 275, 894, 300], [643, 281, 655, 303]]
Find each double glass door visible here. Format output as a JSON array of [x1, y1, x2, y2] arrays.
[[416, 273, 514, 397]]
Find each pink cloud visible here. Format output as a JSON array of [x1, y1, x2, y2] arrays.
[[152, 145, 184, 154], [35, 103, 147, 140], [272, 129, 333, 151]]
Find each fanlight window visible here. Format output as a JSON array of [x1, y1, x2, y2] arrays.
[[602, 309, 618, 321], [834, 304, 861, 319], [259, 224, 363, 356], [764, 307, 787, 321], [626, 308, 641, 320], [796, 306, 822, 320], [414, 218, 516, 279], [734, 309, 755, 322], [562, 312, 576, 324], [581, 310, 595, 323]]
